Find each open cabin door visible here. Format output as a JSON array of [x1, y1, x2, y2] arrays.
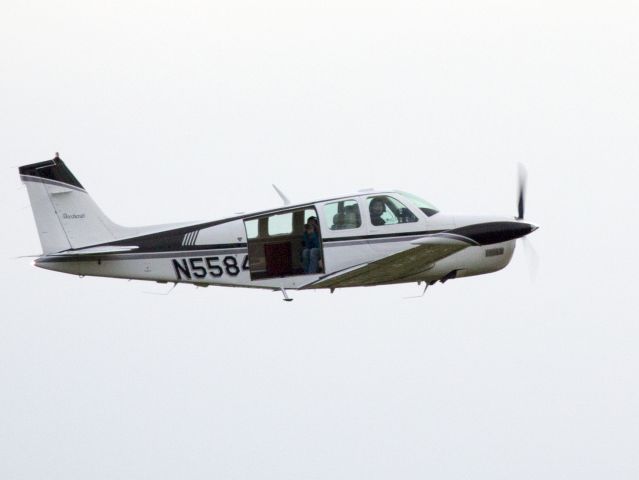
[[244, 207, 324, 280]]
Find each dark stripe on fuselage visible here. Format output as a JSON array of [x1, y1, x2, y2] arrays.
[[60, 241, 248, 256], [323, 229, 446, 243], [37, 246, 250, 263]]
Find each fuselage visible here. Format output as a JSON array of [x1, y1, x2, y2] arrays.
[[33, 190, 530, 290]]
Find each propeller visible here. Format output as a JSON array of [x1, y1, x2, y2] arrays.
[[515, 163, 539, 280], [521, 236, 539, 281], [516, 163, 527, 220]]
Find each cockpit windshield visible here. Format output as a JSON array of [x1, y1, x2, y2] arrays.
[[397, 191, 439, 217]]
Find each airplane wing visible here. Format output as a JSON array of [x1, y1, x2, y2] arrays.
[[304, 234, 477, 289]]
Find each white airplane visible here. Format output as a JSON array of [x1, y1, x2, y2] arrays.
[[19, 154, 538, 300]]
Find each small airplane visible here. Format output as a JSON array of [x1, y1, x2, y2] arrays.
[[19, 154, 538, 300]]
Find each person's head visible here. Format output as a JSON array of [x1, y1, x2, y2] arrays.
[[369, 198, 385, 216], [344, 207, 358, 224], [307, 216, 319, 229]]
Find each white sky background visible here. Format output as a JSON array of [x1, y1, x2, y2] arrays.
[[1, 0, 638, 478]]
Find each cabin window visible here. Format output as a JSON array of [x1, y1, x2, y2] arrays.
[[324, 199, 362, 230], [245, 219, 259, 239], [367, 196, 418, 226], [268, 212, 293, 236]]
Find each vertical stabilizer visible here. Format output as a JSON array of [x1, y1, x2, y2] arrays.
[[19, 155, 129, 253]]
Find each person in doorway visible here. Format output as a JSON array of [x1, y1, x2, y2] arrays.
[[302, 217, 321, 273], [307, 216, 320, 231]]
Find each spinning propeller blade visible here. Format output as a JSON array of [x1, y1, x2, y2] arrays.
[[515, 164, 539, 280], [521, 236, 539, 281], [516, 163, 527, 220]]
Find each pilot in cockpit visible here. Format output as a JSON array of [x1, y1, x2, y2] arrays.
[[369, 197, 386, 226]]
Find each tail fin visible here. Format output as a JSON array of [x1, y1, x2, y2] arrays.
[[19, 155, 131, 254]]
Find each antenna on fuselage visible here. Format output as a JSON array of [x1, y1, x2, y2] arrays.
[[272, 184, 291, 206]]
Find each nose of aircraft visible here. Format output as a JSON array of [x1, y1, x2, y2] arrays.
[[513, 221, 538, 236], [517, 221, 539, 239], [449, 219, 539, 245]]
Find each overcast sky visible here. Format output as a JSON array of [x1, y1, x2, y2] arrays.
[[1, 1, 638, 478]]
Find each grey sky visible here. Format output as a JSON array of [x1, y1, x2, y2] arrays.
[[1, 1, 638, 478]]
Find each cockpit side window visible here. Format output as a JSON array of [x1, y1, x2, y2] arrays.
[[367, 196, 418, 226], [324, 199, 362, 230]]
